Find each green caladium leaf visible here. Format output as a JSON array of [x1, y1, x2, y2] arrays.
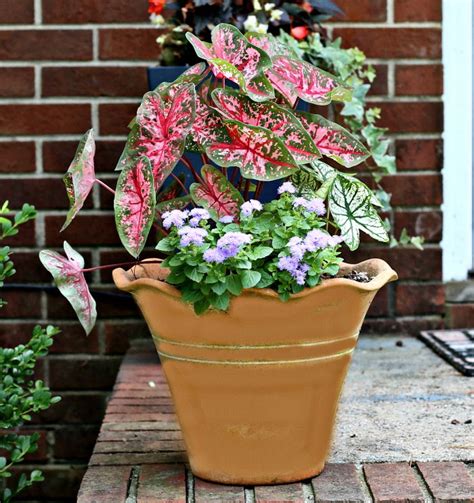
[[329, 175, 389, 250], [61, 129, 96, 231], [297, 111, 370, 168], [212, 88, 320, 164], [155, 195, 191, 216], [39, 242, 96, 335], [206, 120, 299, 181], [190, 165, 243, 220], [114, 156, 156, 258]]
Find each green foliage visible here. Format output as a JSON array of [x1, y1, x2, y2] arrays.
[[158, 191, 342, 313], [0, 201, 60, 503], [277, 32, 423, 249]]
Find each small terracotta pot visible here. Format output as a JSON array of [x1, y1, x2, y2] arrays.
[[113, 259, 397, 485]]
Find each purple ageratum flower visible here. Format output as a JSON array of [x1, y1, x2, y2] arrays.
[[240, 199, 263, 217], [177, 226, 208, 247], [203, 248, 226, 263], [295, 263, 310, 285], [303, 229, 330, 252], [216, 231, 252, 258], [277, 256, 309, 285], [292, 197, 326, 216], [162, 209, 188, 229], [278, 181, 296, 195], [287, 236, 306, 260], [188, 208, 210, 227], [219, 215, 234, 224]]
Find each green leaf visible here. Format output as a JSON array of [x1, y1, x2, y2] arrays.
[[250, 246, 273, 260], [185, 268, 204, 283], [240, 270, 262, 289], [212, 292, 230, 311], [225, 274, 243, 296], [194, 298, 210, 315], [329, 175, 389, 250], [155, 238, 175, 252]]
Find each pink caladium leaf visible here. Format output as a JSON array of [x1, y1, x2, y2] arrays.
[[114, 156, 156, 258], [245, 32, 296, 59], [212, 88, 320, 164], [206, 120, 299, 181], [297, 111, 370, 167], [190, 165, 243, 220], [61, 129, 96, 231], [156, 174, 186, 203], [186, 24, 273, 102], [39, 242, 96, 335], [155, 62, 209, 92], [267, 56, 351, 106], [188, 85, 228, 151], [117, 83, 196, 190]]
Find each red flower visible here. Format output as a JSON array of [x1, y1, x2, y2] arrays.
[[291, 26, 309, 40], [148, 0, 166, 15], [302, 2, 312, 13]]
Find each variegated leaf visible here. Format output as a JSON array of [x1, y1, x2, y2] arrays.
[[155, 62, 209, 92], [156, 195, 191, 216], [114, 156, 156, 258], [156, 174, 186, 203], [206, 120, 299, 181], [267, 56, 351, 106], [61, 129, 96, 231], [298, 112, 370, 167], [190, 165, 243, 220], [309, 160, 337, 182], [39, 242, 96, 335], [212, 88, 320, 163], [117, 83, 196, 189], [246, 32, 296, 59], [187, 24, 273, 101], [329, 175, 389, 250]]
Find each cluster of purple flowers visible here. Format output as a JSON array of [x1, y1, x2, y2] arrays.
[[292, 197, 326, 216], [278, 181, 296, 195], [161, 208, 210, 230], [277, 229, 342, 285], [240, 199, 263, 217], [177, 226, 208, 247], [203, 231, 252, 264]]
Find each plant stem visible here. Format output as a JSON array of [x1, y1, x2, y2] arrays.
[[95, 178, 115, 195], [243, 179, 251, 200], [200, 152, 210, 165], [255, 180, 264, 199], [180, 155, 203, 183], [81, 259, 163, 273], [171, 173, 189, 195]]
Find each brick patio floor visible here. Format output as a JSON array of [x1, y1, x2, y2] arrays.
[[77, 337, 474, 502]]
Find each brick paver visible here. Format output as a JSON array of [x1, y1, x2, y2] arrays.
[[77, 344, 474, 503]]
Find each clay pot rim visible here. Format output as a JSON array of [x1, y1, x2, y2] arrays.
[[113, 257, 397, 300]]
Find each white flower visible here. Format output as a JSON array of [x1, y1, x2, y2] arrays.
[[264, 3, 275, 11], [244, 15, 268, 34], [150, 14, 165, 26], [252, 0, 262, 10], [270, 9, 284, 21], [156, 34, 166, 45]]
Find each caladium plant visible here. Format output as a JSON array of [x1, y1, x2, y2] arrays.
[[40, 23, 391, 331]]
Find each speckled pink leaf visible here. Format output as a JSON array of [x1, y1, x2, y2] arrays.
[[187, 24, 273, 102], [39, 242, 96, 335], [114, 156, 156, 258], [188, 86, 227, 150], [61, 129, 96, 231], [206, 120, 299, 181], [297, 111, 370, 167], [212, 88, 320, 163], [267, 56, 351, 106], [245, 32, 295, 59], [119, 83, 196, 190], [190, 165, 243, 220]]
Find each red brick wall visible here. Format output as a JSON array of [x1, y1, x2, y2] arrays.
[[0, 0, 442, 499]]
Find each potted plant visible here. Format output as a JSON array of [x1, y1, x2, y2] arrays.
[[147, 0, 342, 90], [40, 23, 397, 485]]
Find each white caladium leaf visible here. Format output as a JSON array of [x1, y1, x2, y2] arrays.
[[117, 83, 196, 189], [267, 56, 351, 106], [190, 165, 243, 220], [329, 175, 389, 250], [114, 156, 156, 258], [212, 88, 320, 163], [297, 112, 370, 168], [186, 24, 273, 102], [39, 242, 96, 335], [309, 160, 337, 182], [206, 120, 299, 181], [61, 129, 96, 231]]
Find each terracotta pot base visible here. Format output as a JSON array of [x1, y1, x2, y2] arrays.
[[113, 259, 397, 485]]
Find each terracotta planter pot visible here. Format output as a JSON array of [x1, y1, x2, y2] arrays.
[[113, 259, 397, 485]]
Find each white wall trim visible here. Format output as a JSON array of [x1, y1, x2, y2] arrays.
[[442, 0, 473, 281]]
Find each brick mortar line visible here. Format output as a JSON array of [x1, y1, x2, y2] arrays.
[[34, 0, 42, 24], [0, 22, 442, 30], [412, 463, 435, 502], [386, 0, 394, 25], [244, 487, 255, 503]]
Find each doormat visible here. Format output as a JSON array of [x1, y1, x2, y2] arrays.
[[419, 329, 474, 376]]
